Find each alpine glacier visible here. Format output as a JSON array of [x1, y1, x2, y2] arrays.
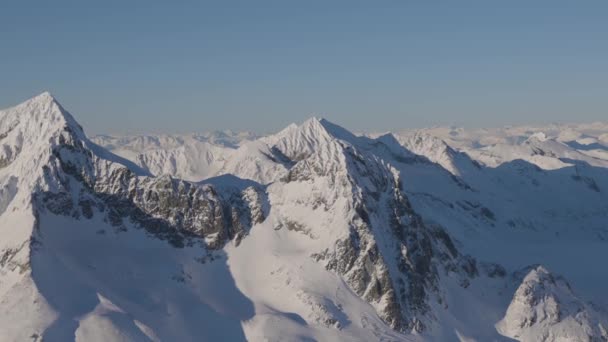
[[1, 93, 607, 342]]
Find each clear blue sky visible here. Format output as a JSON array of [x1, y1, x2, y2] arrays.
[[1, 1, 606, 134]]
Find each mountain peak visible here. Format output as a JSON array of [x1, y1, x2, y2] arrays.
[[301, 116, 339, 129], [28, 91, 56, 104], [297, 116, 359, 143], [259, 117, 356, 164], [300, 116, 330, 132], [12, 91, 66, 115], [0, 92, 88, 172], [303, 115, 324, 123], [3, 91, 84, 137], [498, 265, 608, 341], [270, 117, 332, 143]]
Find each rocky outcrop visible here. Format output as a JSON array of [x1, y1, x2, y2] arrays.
[[35, 110, 266, 250], [277, 119, 478, 333], [497, 266, 608, 342]]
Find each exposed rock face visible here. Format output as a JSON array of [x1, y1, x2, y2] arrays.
[[270, 118, 477, 332], [23, 97, 266, 250], [497, 266, 608, 342]]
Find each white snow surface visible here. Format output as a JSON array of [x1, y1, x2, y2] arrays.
[[1, 93, 608, 342], [394, 122, 608, 171], [91, 131, 257, 182]]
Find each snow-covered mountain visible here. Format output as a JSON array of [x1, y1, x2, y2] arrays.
[[497, 266, 608, 342], [1, 93, 607, 342], [91, 131, 258, 182], [396, 122, 608, 171]]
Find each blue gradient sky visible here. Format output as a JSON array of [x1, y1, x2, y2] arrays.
[[1, 1, 607, 134]]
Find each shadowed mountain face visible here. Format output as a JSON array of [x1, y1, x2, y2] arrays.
[[1, 93, 608, 341]]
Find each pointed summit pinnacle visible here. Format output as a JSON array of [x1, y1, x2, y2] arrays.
[[25, 91, 58, 106]]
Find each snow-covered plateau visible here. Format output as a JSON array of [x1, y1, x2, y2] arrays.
[[1, 92, 607, 341]]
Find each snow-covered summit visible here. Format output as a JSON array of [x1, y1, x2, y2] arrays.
[[0, 91, 84, 148], [263, 117, 351, 159], [0, 92, 88, 211], [2, 93, 608, 341], [497, 266, 608, 342], [0, 94, 268, 340]]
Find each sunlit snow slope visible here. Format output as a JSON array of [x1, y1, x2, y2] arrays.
[[1, 93, 607, 342]]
